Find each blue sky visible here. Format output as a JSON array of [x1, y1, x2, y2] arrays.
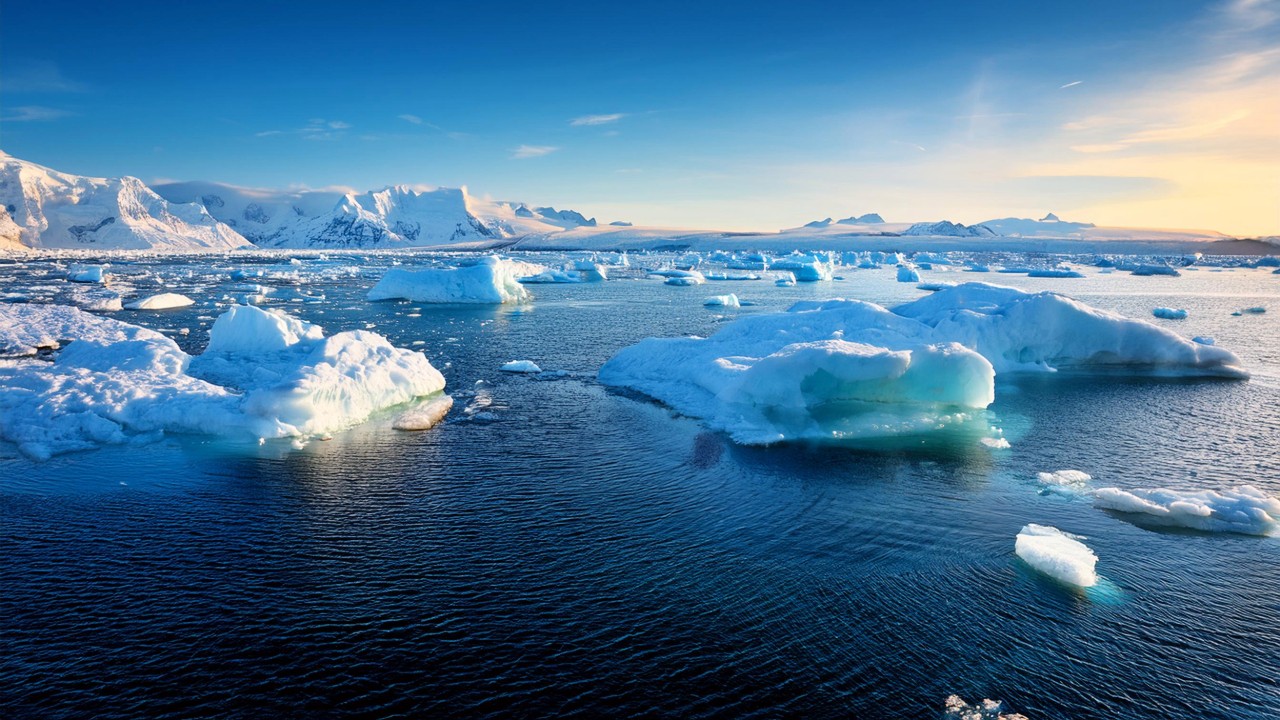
[[2, 0, 1276, 234]]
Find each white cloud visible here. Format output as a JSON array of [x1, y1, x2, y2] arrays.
[[399, 114, 423, 124], [0, 105, 72, 122], [511, 144, 559, 159], [1059, 80, 1083, 89], [570, 113, 625, 126]]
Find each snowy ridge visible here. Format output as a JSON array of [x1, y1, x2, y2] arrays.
[[0, 152, 250, 251]]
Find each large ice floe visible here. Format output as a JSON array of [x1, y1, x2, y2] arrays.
[[598, 283, 1247, 445], [367, 256, 537, 304], [0, 303, 447, 459], [1093, 485, 1279, 536], [1015, 524, 1099, 587]]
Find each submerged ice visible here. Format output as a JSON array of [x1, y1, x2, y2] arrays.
[[600, 283, 1247, 445]]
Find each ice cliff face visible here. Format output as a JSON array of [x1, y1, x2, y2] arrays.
[[0, 152, 250, 251]]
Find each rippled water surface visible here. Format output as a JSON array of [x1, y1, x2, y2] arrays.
[[2, 254, 1278, 718]]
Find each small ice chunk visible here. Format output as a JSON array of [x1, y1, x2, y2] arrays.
[[1192, 336, 1215, 345], [125, 293, 196, 311], [896, 265, 921, 283], [704, 294, 741, 308], [1093, 485, 1279, 536], [1036, 469, 1092, 491], [1242, 306, 1266, 314], [1152, 307, 1188, 320], [501, 360, 542, 373], [980, 437, 1011, 449], [67, 265, 107, 283], [1015, 524, 1098, 587], [944, 695, 1028, 720]]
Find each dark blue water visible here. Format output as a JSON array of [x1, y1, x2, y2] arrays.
[[2, 254, 1278, 718]]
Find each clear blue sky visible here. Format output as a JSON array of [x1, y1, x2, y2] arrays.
[[2, 0, 1276, 234]]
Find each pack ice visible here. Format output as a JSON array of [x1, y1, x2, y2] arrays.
[[0, 303, 447, 459], [599, 283, 1246, 445]]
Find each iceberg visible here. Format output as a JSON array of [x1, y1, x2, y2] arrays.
[[1093, 485, 1279, 536], [704, 294, 741, 308], [1015, 524, 1098, 587], [368, 256, 533, 304], [772, 255, 834, 282], [67, 265, 107, 284], [124, 293, 196, 311], [896, 265, 921, 283], [1152, 307, 1188, 320], [501, 360, 542, 373], [600, 283, 1247, 445], [0, 303, 447, 459]]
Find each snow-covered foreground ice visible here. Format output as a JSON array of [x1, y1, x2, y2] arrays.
[[1093, 485, 1279, 536], [367, 256, 538, 304], [600, 283, 1247, 445], [0, 303, 447, 459], [1015, 524, 1099, 587]]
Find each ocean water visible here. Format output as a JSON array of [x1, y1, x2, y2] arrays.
[[2, 254, 1278, 719]]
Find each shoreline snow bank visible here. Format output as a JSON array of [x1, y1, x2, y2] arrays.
[[368, 256, 535, 303], [0, 303, 447, 459], [1093, 485, 1279, 536], [1015, 524, 1098, 587]]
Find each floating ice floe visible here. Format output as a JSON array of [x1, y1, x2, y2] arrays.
[[599, 283, 1246, 445], [67, 265, 107, 283], [896, 265, 921, 283], [944, 695, 1029, 720], [125, 293, 196, 311], [1015, 524, 1098, 587], [501, 360, 542, 373], [1093, 485, 1279, 536], [1152, 307, 1188, 320], [367, 256, 536, 304], [704, 294, 741, 308], [1036, 469, 1092, 493], [0, 303, 447, 459], [774, 272, 796, 287], [773, 254, 834, 282]]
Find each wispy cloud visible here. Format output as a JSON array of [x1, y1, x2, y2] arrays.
[[1070, 143, 1128, 153], [570, 113, 625, 126], [255, 118, 352, 141], [1059, 80, 1083, 89], [0, 105, 72, 122], [511, 144, 559, 159], [398, 114, 423, 124], [3, 61, 87, 93]]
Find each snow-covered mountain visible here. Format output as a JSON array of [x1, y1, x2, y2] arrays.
[[837, 213, 884, 224], [154, 181, 495, 248], [902, 220, 996, 237], [979, 212, 1097, 237], [0, 152, 250, 251]]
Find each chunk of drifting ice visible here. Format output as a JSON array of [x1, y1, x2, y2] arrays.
[[773, 255, 833, 282], [893, 283, 1247, 377], [125, 293, 196, 311], [0, 303, 448, 458], [519, 269, 583, 284], [704, 294, 741, 308], [896, 265, 921, 283], [775, 272, 796, 287], [501, 360, 542, 373], [368, 256, 534, 304], [1152, 307, 1188, 320], [1015, 524, 1098, 587], [1193, 336, 1215, 345], [1037, 469, 1092, 491], [944, 695, 1028, 720], [1242, 306, 1266, 314], [599, 299, 996, 445], [1093, 485, 1279, 536], [67, 265, 107, 283], [204, 304, 324, 354], [572, 260, 608, 281], [1027, 268, 1084, 278]]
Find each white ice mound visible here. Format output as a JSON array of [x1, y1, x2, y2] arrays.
[[893, 283, 1247, 377], [367, 256, 533, 304], [0, 303, 162, 356], [599, 298, 996, 445], [704, 294, 741, 307], [600, 284, 1246, 445], [1093, 485, 1279, 536], [0, 303, 447, 459], [124, 293, 196, 311], [1037, 469, 1092, 489], [1015, 524, 1098, 587], [501, 360, 542, 373]]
